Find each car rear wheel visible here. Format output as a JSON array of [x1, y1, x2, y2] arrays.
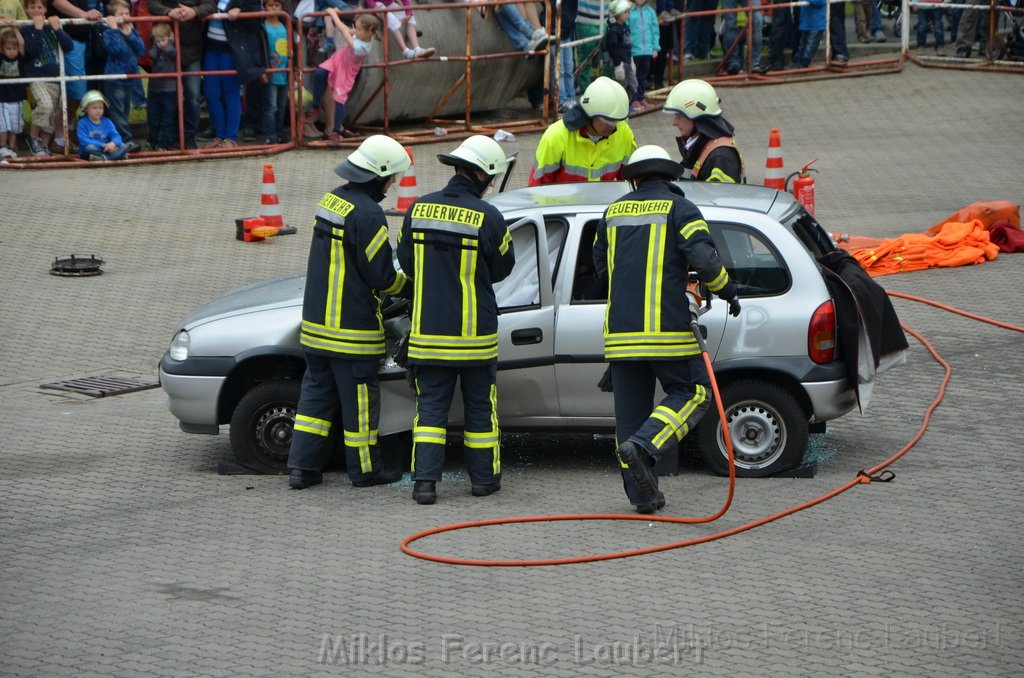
[[695, 379, 808, 477], [229, 380, 300, 474]]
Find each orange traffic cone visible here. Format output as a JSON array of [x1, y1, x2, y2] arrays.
[[763, 128, 785, 191], [395, 147, 419, 213], [260, 162, 284, 228]]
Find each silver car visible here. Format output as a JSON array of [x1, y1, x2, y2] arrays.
[[160, 181, 858, 477]]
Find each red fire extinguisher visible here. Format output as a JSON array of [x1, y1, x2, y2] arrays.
[[786, 159, 819, 215]]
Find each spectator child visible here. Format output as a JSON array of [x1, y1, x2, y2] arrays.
[[628, 0, 658, 108], [146, 21, 178, 149], [311, 8, 379, 143], [262, 0, 289, 144], [787, 0, 827, 69], [1, 0, 28, 22], [147, 0, 217, 149], [604, 0, 637, 104], [916, 0, 946, 54], [20, 0, 73, 156], [76, 89, 134, 160], [363, 0, 434, 60], [0, 29, 24, 158], [102, 0, 146, 142]]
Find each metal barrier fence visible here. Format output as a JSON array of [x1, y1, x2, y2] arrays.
[[1, 0, 1017, 169]]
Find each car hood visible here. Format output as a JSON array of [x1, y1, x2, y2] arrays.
[[180, 273, 305, 329]]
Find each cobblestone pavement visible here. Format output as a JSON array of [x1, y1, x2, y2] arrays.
[[2, 63, 1022, 676]]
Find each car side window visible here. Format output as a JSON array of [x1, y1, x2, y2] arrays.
[[494, 222, 541, 310], [571, 220, 606, 303], [710, 223, 790, 296]]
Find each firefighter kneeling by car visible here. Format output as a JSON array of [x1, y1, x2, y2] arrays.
[[287, 135, 412, 490], [397, 136, 516, 505], [593, 145, 742, 513]]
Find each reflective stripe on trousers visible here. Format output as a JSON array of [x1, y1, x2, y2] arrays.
[[609, 359, 711, 506], [287, 353, 382, 482], [411, 364, 500, 484]]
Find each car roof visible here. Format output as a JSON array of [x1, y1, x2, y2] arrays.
[[489, 181, 794, 218]]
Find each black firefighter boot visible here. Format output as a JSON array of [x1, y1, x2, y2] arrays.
[[413, 480, 437, 505]]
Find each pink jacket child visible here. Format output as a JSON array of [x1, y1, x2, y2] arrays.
[[311, 9, 381, 143]]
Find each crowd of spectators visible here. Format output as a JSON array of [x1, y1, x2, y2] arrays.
[[0, 0, 1018, 160]]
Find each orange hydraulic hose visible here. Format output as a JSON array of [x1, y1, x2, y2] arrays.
[[402, 348, 737, 566], [888, 291, 1024, 334], [401, 293, 1022, 567]]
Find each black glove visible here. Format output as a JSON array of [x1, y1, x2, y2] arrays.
[[727, 297, 742, 317], [597, 365, 613, 392]]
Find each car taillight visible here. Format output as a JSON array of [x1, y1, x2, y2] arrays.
[[808, 300, 836, 364]]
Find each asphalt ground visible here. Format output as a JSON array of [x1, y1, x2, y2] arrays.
[[2, 62, 1023, 676]]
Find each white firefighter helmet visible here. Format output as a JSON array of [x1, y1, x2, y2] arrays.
[[663, 79, 723, 119], [622, 144, 685, 181], [335, 134, 411, 182], [80, 89, 108, 111], [437, 135, 511, 176], [580, 76, 630, 121], [609, 0, 634, 15]]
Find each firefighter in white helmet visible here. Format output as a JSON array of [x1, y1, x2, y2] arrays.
[[528, 76, 637, 185], [663, 78, 746, 183], [593, 144, 741, 513], [287, 135, 412, 490], [398, 135, 516, 505]]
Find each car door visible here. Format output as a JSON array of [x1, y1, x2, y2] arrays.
[[490, 215, 560, 423], [554, 214, 729, 419]]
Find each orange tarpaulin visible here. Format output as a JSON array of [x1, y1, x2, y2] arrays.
[[838, 200, 1021, 277]]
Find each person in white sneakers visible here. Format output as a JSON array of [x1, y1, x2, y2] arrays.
[[365, 0, 435, 59]]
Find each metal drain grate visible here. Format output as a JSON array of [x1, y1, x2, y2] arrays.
[[51, 254, 104, 277], [40, 375, 159, 397]]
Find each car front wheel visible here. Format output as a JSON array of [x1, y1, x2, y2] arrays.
[[228, 379, 412, 476], [229, 380, 301, 474], [695, 379, 808, 477]]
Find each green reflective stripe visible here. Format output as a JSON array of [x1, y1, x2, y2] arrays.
[[409, 333, 499, 347], [680, 219, 710, 240], [604, 339, 701, 359], [651, 386, 706, 448], [346, 382, 373, 473], [489, 383, 500, 474], [460, 241, 477, 336], [604, 331, 696, 343], [302, 320, 383, 338], [300, 334, 386, 355], [409, 202, 484, 229], [413, 425, 446, 445], [365, 225, 389, 262], [325, 234, 345, 327], [706, 266, 730, 292], [645, 224, 666, 332], [382, 270, 407, 296], [464, 430, 499, 448], [606, 215, 669, 229], [295, 414, 331, 437], [301, 320, 383, 340], [408, 346, 499, 361], [412, 241, 425, 335], [498, 228, 512, 255], [706, 167, 737, 183]]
